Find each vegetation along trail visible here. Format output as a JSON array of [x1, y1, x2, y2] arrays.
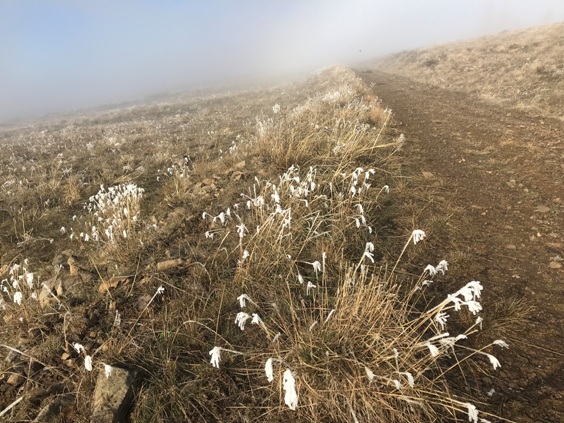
[[358, 69, 563, 422]]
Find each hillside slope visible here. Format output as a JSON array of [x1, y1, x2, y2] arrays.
[[357, 68, 564, 423], [369, 22, 564, 119]]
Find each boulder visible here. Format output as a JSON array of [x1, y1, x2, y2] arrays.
[[91, 366, 138, 423]]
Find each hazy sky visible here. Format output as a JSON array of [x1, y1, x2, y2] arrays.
[[1, 0, 564, 123]]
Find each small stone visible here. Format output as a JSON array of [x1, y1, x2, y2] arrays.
[[535, 205, 550, 213], [91, 366, 138, 423], [137, 295, 152, 312], [28, 327, 42, 338], [202, 178, 214, 186], [549, 261, 562, 269], [156, 258, 184, 271], [234, 160, 246, 169], [505, 244, 517, 250], [231, 170, 244, 181], [7, 372, 24, 386], [421, 171, 434, 179]]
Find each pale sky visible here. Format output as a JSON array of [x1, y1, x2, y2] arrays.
[[1, 0, 563, 123]]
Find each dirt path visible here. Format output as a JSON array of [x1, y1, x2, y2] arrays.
[[358, 69, 563, 422]]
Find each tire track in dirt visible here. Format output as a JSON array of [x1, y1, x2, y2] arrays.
[[358, 69, 564, 422]]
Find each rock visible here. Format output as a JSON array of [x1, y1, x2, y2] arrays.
[[421, 171, 434, 179], [156, 258, 184, 271], [234, 160, 246, 169], [39, 278, 58, 308], [91, 366, 138, 423], [549, 261, 562, 269], [505, 244, 517, 250], [231, 170, 244, 181], [137, 295, 152, 312], [535, 205, 550, 213], [546, 242, 563, 253], [99, 276, 131, 294], [67, 256, 79, 276], [202, 178, 214, 186], [7, 372, 25, 386], [33, 394, 74, 423]]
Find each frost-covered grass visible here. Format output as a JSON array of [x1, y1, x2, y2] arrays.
[[0, 66, 512, 422]]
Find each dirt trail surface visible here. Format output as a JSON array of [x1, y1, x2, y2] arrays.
[[358, 70, 563, 422]]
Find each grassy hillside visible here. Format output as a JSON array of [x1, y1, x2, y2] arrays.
[[369, 22, 564, 119], [1, 67, 508, 422]]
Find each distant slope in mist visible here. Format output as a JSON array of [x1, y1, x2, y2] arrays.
[[368, 22, 564, 119]]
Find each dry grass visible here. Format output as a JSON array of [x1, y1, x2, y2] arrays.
[[369, 21, 564, 119], [0, 66, 511, 422]]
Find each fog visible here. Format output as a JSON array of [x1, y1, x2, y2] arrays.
[[1, 0, 564, 123]]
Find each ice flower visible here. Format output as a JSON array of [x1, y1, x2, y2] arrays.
[[25, 273, 33, 289], [241, 250, 250, 261], [493, 339, 509, 348], [465, 402, 479, 423], [365, 366, 375, 382], [104, 364, 113, 378], [265, 358, 274, 382], [237, 294, 250, 308], [436, 260, 448, 275], [425, 341, 439, 357], [311, 261, 322, 275], [412, 230, 426, 245], [383, 185, 390, 193], [283, 369, 298, 410], [251, 313, 262, 325], [73, 343, 85, 354], [235, 312, 250, 330], [363, 242, 375, 263], [13, 291, 23, 305], [447, 294, 462, 311], [60, 226, 66, 234], [156, 286, 165, 295], [84, 355, 93, 371], [485, 353, 501, 370], [214, 212, 226, 225], [435, 312, 449, 331], [272, 103, 281, 114], [400, 372, 414, 387], [209, 346, 222, 368], [424, 264, 437, 277], [457, 281, 483, 301], [236, 223, 246, 239], [306, 281, 316, 295], [463, 300, 482, 315]]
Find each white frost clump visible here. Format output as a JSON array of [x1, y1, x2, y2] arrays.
[[283, 369, 298, 410]]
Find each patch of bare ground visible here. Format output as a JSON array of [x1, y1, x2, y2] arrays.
[[358, 69, 563, 422], [368, 22, 564, 120]]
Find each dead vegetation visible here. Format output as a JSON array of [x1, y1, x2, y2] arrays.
[[0, 66, 511, 422], [368, 21, 564, 120]]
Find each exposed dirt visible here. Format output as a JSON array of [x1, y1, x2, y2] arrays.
[[358, 69, 563, 422]]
